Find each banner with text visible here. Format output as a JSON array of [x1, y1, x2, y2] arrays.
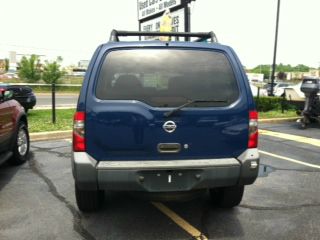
[[138, 0, 182, 20], [140, 8, 185, 40]]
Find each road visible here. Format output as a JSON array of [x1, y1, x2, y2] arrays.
[[34, 93, 78, 109], [0, 122, 320, 240]]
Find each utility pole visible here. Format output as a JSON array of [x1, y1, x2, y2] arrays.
[[184, 0, 195, 41], [270, 0, 281, 96]]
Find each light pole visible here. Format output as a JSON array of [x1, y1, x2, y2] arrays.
[[270, 0, 281, 96]]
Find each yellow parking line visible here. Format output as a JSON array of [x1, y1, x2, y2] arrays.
[[151, 202, 208, 240], [259, 150, 320, 169], [260, 129, 320, 147]]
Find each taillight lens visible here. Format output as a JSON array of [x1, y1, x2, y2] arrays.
[[248, 111, 258, 148], [73, 112, 85, 152]]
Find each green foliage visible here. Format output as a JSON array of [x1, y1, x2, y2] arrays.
[[254, 96, 298, 112], [274, 63, 310, 72], [42, 57, 65, 84], [28, 108, 74, 133], [291, 64, 310, 72], [251, 65, 271, 79], [277, 71, 287, 80], [275, 63, 292, 72], [250, 63, 311, 80], [31, 85, 81, 93], [254, 96, 284, 112], [18, 55, 41, 82], [259, 110, 298, 119], [4, 58, 9, 72]]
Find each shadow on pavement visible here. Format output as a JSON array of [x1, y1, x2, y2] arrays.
[[0, 154, 31, 192], [78, 191, 244, 240]]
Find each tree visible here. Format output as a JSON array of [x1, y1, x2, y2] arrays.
[[276, 63, 292, 72], [251, 65, 271, 79], [42, 57, 65, 84], [18, 55, 41, 82], [277, 71, 287, 80], [4, 58, 9, 72], [292, 64, 309, 72], [250, 63, 312, 80]]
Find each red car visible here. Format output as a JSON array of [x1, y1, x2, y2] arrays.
[[0, 88, 30, 165]]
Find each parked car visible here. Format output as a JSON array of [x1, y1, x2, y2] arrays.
[[0, 84, 36, 112], [266, 82, 290, 96], [0, 73, 18, 79], [72, 30, 259, 211], [250, 83, 268, 97], [274, 83, 292, 97], [0, 88, 30, 166]]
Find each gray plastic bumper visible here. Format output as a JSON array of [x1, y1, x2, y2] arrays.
[[72, 149, 259, 191]]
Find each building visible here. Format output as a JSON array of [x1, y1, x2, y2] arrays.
[[246, 73, 264, 82], [0, 59, 6, 73], [286, 70, 320, 80]]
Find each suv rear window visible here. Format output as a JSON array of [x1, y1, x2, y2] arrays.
[[96, 49, 239, 107]]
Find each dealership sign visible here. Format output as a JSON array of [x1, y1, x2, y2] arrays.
[[138, 0, 182, 20], [140, 8, 185, 39]]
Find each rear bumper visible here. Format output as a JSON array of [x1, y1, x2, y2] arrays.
[[72, 149, 259, 191], [15, 96, 36, 110]]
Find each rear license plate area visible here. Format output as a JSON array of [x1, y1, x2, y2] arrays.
[[138, 169, 202, 192]]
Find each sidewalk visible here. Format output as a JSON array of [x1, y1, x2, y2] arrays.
[[34, 104, 76, 110], [30, 130, 72, 141]]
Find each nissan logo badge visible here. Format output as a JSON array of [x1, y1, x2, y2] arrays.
[[163, 121, 177, 133]]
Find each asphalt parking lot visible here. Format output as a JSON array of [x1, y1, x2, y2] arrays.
[[1, 122, 320, 240]]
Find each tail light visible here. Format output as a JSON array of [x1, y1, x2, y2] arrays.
[[73, 112, 86, 152], [248, 111, 258, 148]]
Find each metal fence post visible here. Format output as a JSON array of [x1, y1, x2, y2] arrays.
[[52, 82, 56, 124], [257, 87, 260, 111], [281, 89, 286, 113]]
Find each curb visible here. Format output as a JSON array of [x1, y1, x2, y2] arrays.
[[259, 117, 300, 123], [33, 105, 76, 110], [35, 93, 79, 96], [30, 130, 72, 142]]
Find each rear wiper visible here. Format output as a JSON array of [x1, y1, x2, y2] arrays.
[[164, 99, 228, 117]]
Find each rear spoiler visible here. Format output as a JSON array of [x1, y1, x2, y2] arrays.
[[109, 30, 218, 43]]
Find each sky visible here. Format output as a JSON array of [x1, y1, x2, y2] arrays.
[[0, 0, 319, 69]]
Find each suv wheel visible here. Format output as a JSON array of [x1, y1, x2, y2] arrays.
[[10, 122, 30, 165], [210, 185, 244, 208], [75, 185, 104, 212]]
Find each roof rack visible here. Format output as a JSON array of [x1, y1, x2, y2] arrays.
[[109, 30, 218, 43]]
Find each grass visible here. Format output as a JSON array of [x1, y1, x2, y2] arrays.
[[0, 76, 84, 84], [28, 109, 75, 133], [259, 110, 298, 119], [31, 86, 81, 94], [27, 108, 299, 133], [0, 77, 82, 94]]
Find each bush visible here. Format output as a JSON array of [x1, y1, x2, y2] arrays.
[[254, 96, 284, 112]]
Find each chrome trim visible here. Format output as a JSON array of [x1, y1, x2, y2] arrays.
[[163, 121, 177, 133], [97, 158, 240, 170], [17, 128, 28, 156], [157, 143, 181, 153]]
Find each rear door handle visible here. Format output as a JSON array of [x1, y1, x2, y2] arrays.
[[157, 143, 181, 153]]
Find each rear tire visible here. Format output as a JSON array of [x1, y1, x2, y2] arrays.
[[75, 185, 104, 212], [9, 122, 30, 165], [210, 185, 244, 208], [300, 122, 307, 129]]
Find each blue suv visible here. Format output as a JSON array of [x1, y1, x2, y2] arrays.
[[72, 30, 259, 211]]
